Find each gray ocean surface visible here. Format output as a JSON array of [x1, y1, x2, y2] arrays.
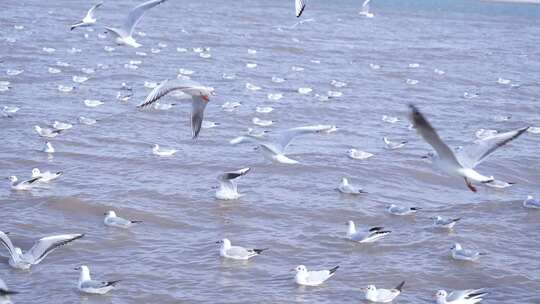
[[1, 0, 540, 303]]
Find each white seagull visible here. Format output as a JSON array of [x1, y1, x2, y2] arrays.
[[346, 221, 391, 243], [383, 137, 407, 150], [347, 149, 374, 160], [215, 168, 251, 200], [76, 265, 120, 294], [31, 168, 62, 182], [386, 204, 420, 216], [104, 211, 142, 228], [7, 176, 42, 191], [71, 2, 103, 30], [52, 121, 73, 130], [217, 238, 267, 260], [43, 142, 55, 153], [0, 231, 84, 270], [231, 125, 334, 164], [362, 281, 405, 303], [435, 289, 487, 304], [295, 0, 306, 17], [0, 277, 18, 298], [152, 144, 178, 156], [294, 265, 339, 286], [523, 195, 540, 209], [35, 125, 62, 138], [431, 216, 461, 229], [451, 243, 485, 262], [137, 78, 214, 139], [105, 0, 167, 48], [409, 105, 529, 192], [359, 0, 374, 18], [338, 178, 365, 194]]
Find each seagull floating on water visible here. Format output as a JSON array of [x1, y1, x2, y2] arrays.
[[383, 137, 407, 150], [35, 125, 62, 138], [0, 231, 84, 270], [451, 242, 485, 262], [52, 121, 72, 130], [31, 168, 62, 182], [347, 149, 373, 160], [138, 78, 214, 139], [217, 238, 267, 260], [104, 211, 142, 228], [431, 216, 461, 229], [8, 176, 41, 191], [105, 0, 167, 48], [523, 195, 540, 209], [215, 168, 250, 200], [152, 144, 178, 157], [435, 289, 487, 304], [76, 265, 120, 294], [338, 178, 365, 194], [362, 281, 405, 303], [71, 2, 103, 30], [346, 221, 391, 243], [409, 104, 529, 192], [294, 265, 339, 286], [386, 204, 420, 216], [231, 125, 333, 164]]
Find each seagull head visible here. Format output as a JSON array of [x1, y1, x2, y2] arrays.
[[8, 176, 17, 183], [451, 242, 462, 250], [294, 265, 307, 273], [216, 238, 231, 249], [32, 168, 40, 177], [435, 290, 447, 299], [104, 210, 117, 217], [361, 285, 376, 293]]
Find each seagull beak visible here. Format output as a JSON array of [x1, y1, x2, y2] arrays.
[[202, 95, 210, 102]]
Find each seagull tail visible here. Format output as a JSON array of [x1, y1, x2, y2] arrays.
[[411, 207, 422, 211], [329, 265, 340, 275], [0, 289, 19, 296], [253, 248, 269, 254], [130, 220, 143, 224], [106, 280, 121, 287], [395, 281, 405, 292]]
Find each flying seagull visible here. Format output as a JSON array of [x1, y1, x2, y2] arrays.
[[295, 0, 306, 17], [409, 104, 529, 192], [71, 2, 103, 30], [359, 0, 374, 18], [230, 125, 334, 164], [137, 78, 214, 139], [215, 168, 251, 200], [0, 230, 84, 270], [105, 0, 167, 48]]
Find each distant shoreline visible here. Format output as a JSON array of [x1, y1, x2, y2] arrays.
[[483, 0, 540, 4]]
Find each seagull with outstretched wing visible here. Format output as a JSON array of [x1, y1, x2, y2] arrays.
[[71, 2, 103, 30]]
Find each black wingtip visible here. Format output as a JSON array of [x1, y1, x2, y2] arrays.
[[0, 289, 19, 296], [329, 265, 339, 274], [411, 207, 421, 211], [453, 218, 462, 222], [253, 248, 268, 254], [131, 220, 143, 224], [369, 227, 384, 232], [107, 280, 121, 287], [395, 281, 405, 292]]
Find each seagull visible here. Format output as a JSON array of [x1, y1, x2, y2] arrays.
[[104, 211, 142, 228], [34, 125, 62, 138], [31, 168, 62, 182], [338, 178, 365, 194], [217, 238, 267, 260], [386, 204, 420, 216], [0, 231, 84, 270], [294, 265, 339, 286], [431, 216, 461, 229], [52, 121, 72, 130], [7, 176, 41, 191], [295, 0, 306, 17], [229, 129, 270, 144], [76, 265, 120, 294], [71, 2, 103, 30], [523, 195, 540, 209], [105, 0, 167, 48], [347, 149, 373, 160], [383, 137, 407, 150], [230, 125, 334, 164], [409, 105, 529, 192], [451, 243, 485, 262], [362, 281, 405, 303], [0, 277, 17, 297], [252, 117, 275, 127], [359, 0, 374, 18], [346, 221, 390, 243], [137, 78, 214, 139], [152, 144, 178, 156], [43, 142, 55, 153], [435, 289, 487, 304], [215, 168, 250, 200]]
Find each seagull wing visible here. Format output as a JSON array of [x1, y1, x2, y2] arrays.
[[447, 289, 485, 302], [277, 125, 333, 153], [191, 95, 208, 139], [456, 127, 529, 168], [362, 0, 371, 9], [81, 280, 120, 290], [307, 269, 333, 284], [295, 0, 306, 17], [0, 231, 17, 260], [409, 105, 461, 167], [86, 2, 103, 19], [138, 79, 197, 108], [219, 168, 251, 182], [26, 234, 84, 264], [123, 0, 167, 36]]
